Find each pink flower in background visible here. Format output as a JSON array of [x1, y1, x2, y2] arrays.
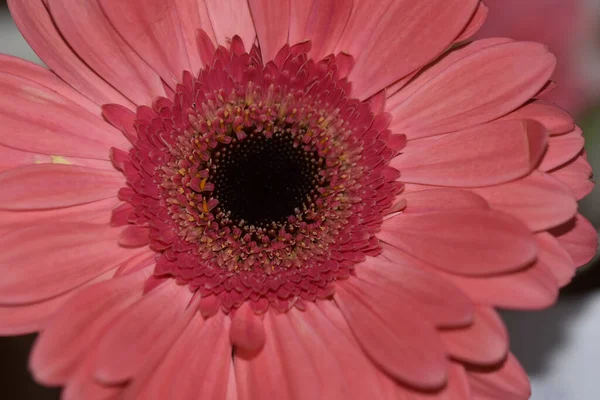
[[0, 1, 596, 399], [476, 0, 593, 114]]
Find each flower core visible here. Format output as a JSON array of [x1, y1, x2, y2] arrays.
[[117, 36, 404, 312]]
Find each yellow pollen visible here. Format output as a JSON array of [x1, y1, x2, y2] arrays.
[[200, 178, 207, 190], [202, 198, 209, 213]]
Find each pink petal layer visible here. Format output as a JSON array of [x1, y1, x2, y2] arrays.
[[472, 171, 578, 231], [230, 302, 266, 352], [301, 0, 353, 60], [379, 209, 537, 276], [454, 1, 489, 43], [248, 0, 290, 63], [174, 0, 215, 73], [30, 267, 151, 384], [356, 256, 474, 328], [235, 302, 389, 400], [94, 279, 194, 383], [205, 0, 256, 47], [499, 100, 574, 135], [348, 0, 478, 100], [468, 354, 531, 400], [0, 223, 134, 304], [440, 307, 508, 366], [536, 232, 576, 286], [550, 155, 594, 200], [392, 120, 548, 187], [7, 0, 131, 106], [336, 278, 448, 389], [539, 127, 584, 171], [99, 0, 191, 88], [0, 72, 129, 158], [551, 214, 598, 267], [390, 41, 556, 138], [124, 313, 232, 400], [0, 145, 114, 174], [0, 54, 99, 116], [402, 188, 489, 213], [49, 0, 166, 106], [0, 164, 124, 210]]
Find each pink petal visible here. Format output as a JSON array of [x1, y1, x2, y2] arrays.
[[335, 279, 448, 389], [539, 127, 584, 171], [472, 171, 578, 231], [536, 232, 576, 286], [382, 244, 558, 310], [379, 209, 537, 276], [454, 1, 489, 43], [205, 0, 256, 47], [355, 256, 474, 328], [30, 267, 151, 384], [402, 188, 489, 214], [468, 354, 531, 400], [248, 0, 290, 63], [440, 306, 508, 366], [386, 38, 513, 111], [0, 72, 129, 158], [118, 225, 151, 248], [0, 164, 124, 210], [99, 0, 191, 88], [299, 0, 353, 60], [549, 155, 594, 200], [0, 145, 114, 174], [392, 120, 548, 187], [124, 314, 232, 400], [235, 302, 389, 399], [348, 0, 478, 100], [48, 0, 166, 106], [499, 100, 575, 135], [7, 0, 132, 107], [94, 279, 194, 383], [230, 302, 266, 353], [0, 223, 136, 304], [0, 197, 118, 228], [288, 0, 316, 46], [0, 54, 100, 116], [389, 41, 556, 138], [174, 0, 216, 73], [551, 214, 598, 268], [102, 104, 138, 143]]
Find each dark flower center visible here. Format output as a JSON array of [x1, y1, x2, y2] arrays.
[[211, 129, 324, 227]]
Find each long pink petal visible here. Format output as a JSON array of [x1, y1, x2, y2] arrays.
[[392, 120, 547, 187], [387, 38, 513, 110], [124, 314, 232, 400], [499, 100, 574, 135], [30, 267, 151, 384], [389, 41, 556, 138], [468, 354, 531, 400], [0, 164, 124, 210], [288, 0, 317, 45], [402, 188, 489, 214], [348, 0, 478, 100], [536, 232, 576, 286], [440, 307, 508, 366], [454, 1, 489, 43], [382, 244, 558, 310], [205, 0, 256, 47], [539, 127, 584, 171], [0, 54, 100, 116], [0, 72, 129, 158], [94, 279, 194, 383], [99, 0, 191, 88], [7, 0, 132, 107], [549, 155, 594, 200], [248, 0, 290, 63], [0, 145, 114, 174], [379, 209, 537, 276], [174, 0, 216, 73], [236, 302, 388, 400], [48, 0, 166, 105], [301, 0, 353, 60], [0, 223, 135, 304], [472, 171, 578, 231], [356, 256, 474, 328], [551, 214, 598, 268], [335, 279, 448, 389]]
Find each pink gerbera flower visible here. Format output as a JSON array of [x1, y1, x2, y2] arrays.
[[0, 0, 596, 399]]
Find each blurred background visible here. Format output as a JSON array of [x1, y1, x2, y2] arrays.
[[1, 1, 600, 399]]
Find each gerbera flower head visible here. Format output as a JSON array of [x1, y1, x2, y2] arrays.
[[0, 0, 596, 399]]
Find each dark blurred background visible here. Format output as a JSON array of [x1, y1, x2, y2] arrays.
[[1, 1, 600, 399]]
